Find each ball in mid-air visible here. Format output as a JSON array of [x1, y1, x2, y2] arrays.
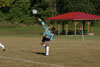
[[32, 9, 37, 14]]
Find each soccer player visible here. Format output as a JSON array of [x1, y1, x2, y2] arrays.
[[0, 43, 5, 52], [38, 18, 55, 56]]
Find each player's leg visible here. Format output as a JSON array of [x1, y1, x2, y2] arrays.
[[45, 37, 50, 56], [41, 42, 46, 48], [41, 36, 46, 48], [45, 42, 49, 56], [41, 36, 50, 56], [0, 43, 6, 51]]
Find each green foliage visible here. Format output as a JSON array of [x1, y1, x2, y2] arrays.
[[0, 0, 51, 25], [91, 0, 100, 14], [30, 0, 51, 18], [8, 0, 31, 23], [56, 0, 96, 14], [0, 0, 100, 25], [8, 0, 51, 24], [0, 0, 15, 7]]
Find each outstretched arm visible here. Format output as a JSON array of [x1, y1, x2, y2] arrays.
[[38, 18, 48, 30], [41, 21, 48, 30]]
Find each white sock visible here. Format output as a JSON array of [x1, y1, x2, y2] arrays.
[[43, 44, 46, 47], [0, 43, 5, 49], [46, 46, 49, 56]]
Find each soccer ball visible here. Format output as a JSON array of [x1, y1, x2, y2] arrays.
[[32, 9, 37, 14]]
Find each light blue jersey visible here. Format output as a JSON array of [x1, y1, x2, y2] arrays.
[[41, 21, 54, 40]]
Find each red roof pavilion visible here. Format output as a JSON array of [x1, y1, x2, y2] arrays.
[[46, 12, 100, 20], [45, 12, 100, 35]]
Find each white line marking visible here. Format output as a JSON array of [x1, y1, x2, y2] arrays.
[[0, 56, 64, 67]]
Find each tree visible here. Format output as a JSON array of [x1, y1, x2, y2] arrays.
[[50, 0, 57, 16], [30, 0, 51, 19], [0, 0, 99, 25], [7, 0, 31, 23], [7, 0, 51, 24], [0, 0, 15, 7], [91, 0, 100, 15], [56, 0, 96, 14]]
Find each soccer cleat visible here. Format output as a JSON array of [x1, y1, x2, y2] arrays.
[[3, 48, 5, 52], [45, 54, 49, 56]]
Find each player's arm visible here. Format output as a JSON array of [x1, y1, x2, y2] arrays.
[[41, 21, 48, 30], [38, 18, 48, 30]]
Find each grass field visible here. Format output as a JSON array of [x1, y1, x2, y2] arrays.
[[0, 35, 100, 67]]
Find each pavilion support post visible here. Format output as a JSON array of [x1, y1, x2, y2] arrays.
[[58, 23, 60, 35], [87, 21, 91, 34], [65, 22, 68, 35], [74, 21, 79, 35], [74, 22, 78, 35]]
